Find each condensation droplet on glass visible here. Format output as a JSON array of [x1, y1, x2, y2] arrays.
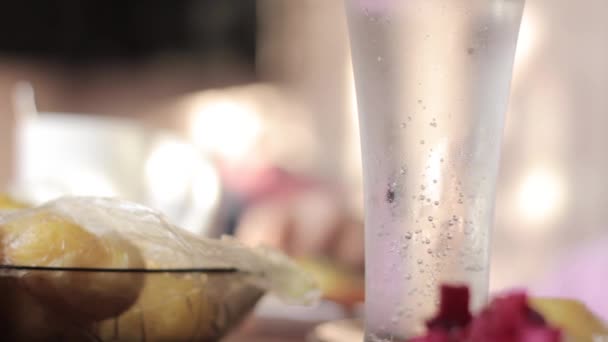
[[433, 179, 438, 184], [400, 122, 407, 128], [400, 167, 407, 175], [434, 201, 440, 206], [421, 185, 426, 190], [428, 216, 433, 222], [405, 273, 412, 280], [408, 116, 412, 121], [405, 232, 412, 240], [424, 237, 431, 244], [377, 56, 383, 62], [415, 229, 422, 234], [419, 195, 426, 201], [447, 233, 453, 239], [417, 259, 423, 265], [427, 248, 433, 254], [420, 140, 425, 145], [430, 121, 437, 128], [458, 198, 464, 204], [440, 158, 445, 163], [426, 198, 431, 203]]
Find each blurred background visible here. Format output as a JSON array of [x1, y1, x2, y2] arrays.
[[0, 0, 607, 332]]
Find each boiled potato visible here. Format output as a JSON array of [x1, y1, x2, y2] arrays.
[[531, 298, 608, 342], [0, 276, 85, 341], [0, 194, 29, 210], [98, 273, 216, 341], [0, 210, 145, 322]]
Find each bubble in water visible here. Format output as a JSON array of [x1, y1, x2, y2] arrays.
[[428, 216, 434, 222], [417, 259, 424, 265]]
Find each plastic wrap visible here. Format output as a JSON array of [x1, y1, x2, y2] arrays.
[[0, 196, 319, 341]]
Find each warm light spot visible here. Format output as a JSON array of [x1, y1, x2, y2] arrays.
[[513, 4, 540, 68], [145, 136, 221, 235], [517, 167, 565, 223], [190, 98, 263, 161]]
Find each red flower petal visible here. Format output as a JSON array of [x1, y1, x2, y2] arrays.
[[426, 285, 473, 331]]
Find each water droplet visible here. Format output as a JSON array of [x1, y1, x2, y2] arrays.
[[420, 140, 425, 145], [417, 99, 422, 104], [430, 121, 437, 128], [452, 215, 459, 221], [400, 122, 407, 128], [417, 259, 424, 265], [459, 192, 464, 197], [427, 248, 433, 254], [447, 233, 453, 239], [408, 116, 412, 121], [405, 273, 412, 280], [428, 216, 434, 222], [419, 195, 426, 201], [377, 56, 383, 62], [405, 232, 412, 240], [467, 47, 475, 55], [433, 179, 438, 184], [425, 237, 431, 244], [420, 269, 425, 274], [420, 184, 426, 190], [426, 198, 431, 203], [458, 198, 464, 204], [440, 158, 445, 163], [415, 229, 422, 234], [434, 201, 440, 206]]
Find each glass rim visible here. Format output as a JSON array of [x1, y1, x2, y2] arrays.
[[0, 264, 240, 274]]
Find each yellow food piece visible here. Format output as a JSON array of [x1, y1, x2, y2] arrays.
[[0, 276, 87, 341], [531, 298, 608, 342], [98, 273, 216, 341], [0, 211, 145, 322], [297, 257, 364, 305], [0, 194, 29, 210]]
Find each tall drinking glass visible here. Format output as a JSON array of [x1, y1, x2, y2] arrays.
[[345, 0, 525, 340]]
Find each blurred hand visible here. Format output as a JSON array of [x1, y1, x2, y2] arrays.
[[235, 188, 364, 270]]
